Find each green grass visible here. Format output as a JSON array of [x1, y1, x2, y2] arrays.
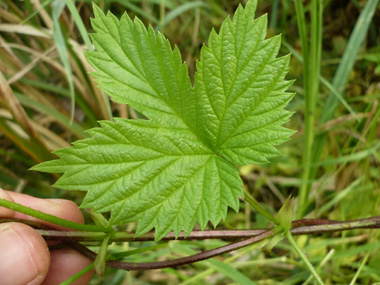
[[0, 0, 379, 283], [294, 0, 323, 219]]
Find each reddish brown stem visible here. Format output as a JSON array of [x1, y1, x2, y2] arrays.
[[68, 229, 276, 270], [1, 216, 380, 271]]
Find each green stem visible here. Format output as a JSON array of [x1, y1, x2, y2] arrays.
[[302, 249, 334, 285], [296, 0, 323, 219], [60, 263, 94, 285], [109, 243, 169, 260], [3, 215, 379, 243], [0, 198, 113, 233], [86, 209, 109, 226], [294, 0, 311, 218], [286, 231, 324, 285], [244, 188, 277, 223]]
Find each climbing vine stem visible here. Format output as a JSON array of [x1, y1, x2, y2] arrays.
[[1, 199, 380, 274]]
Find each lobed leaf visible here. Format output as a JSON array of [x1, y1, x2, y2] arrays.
[[86, 4, 197, 132], [33, 0, 294, 240], [193, 1, 294, 164]]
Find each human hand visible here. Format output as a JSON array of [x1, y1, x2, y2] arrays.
[[0, 189, 94, 285]]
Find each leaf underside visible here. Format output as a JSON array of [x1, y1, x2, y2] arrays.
[[33, 0, 294, 240]]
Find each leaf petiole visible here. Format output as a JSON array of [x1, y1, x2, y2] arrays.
[[244, 188, 278, 224], [0, 198, 113, 233]]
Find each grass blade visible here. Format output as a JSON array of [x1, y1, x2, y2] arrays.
[[319, 0, 379, 123], [319, 76, 359, 121], [316, 178, 363, 217], [306, 0, 380, 209], [283, 41, 358, 119], [112, 0, 159, 24], [20, 0, 54, 25], [64, 0, 93, 51], [312, 141, 380, 166], [0, 71, 46, 148], [294, 0, 323, 218], [156, 2, 208, 30], [51, 0, 75, 122], [14, 92, 87, 138], [174, 243, 256, 285]]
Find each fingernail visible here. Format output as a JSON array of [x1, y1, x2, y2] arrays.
[[0, 224, 44, 285]]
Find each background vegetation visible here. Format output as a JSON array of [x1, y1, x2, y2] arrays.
[[0, 0, 379, 283]]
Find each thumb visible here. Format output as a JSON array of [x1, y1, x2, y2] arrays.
[[0, 223, 50, 285]]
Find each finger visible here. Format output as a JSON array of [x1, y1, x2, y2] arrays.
[[0, 189, 15, 218], [42, 248, 94, 285], [0, 223, 50, 285], [5, 191, 84, 230]]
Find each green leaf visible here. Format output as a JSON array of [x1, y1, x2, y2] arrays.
[[277, 196, 294, 231], [94, 234, 110, 277], [87, 4, 195, 131], [32, 0, 294, 240], [194, 1, 294, 164], [265, 231, 284, 254], [36, 119, 241, 240]]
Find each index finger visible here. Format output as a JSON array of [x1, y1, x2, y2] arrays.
[[1, 189, 84, 230]]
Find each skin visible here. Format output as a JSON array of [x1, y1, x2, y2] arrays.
[[0, 188, 94, 285]]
